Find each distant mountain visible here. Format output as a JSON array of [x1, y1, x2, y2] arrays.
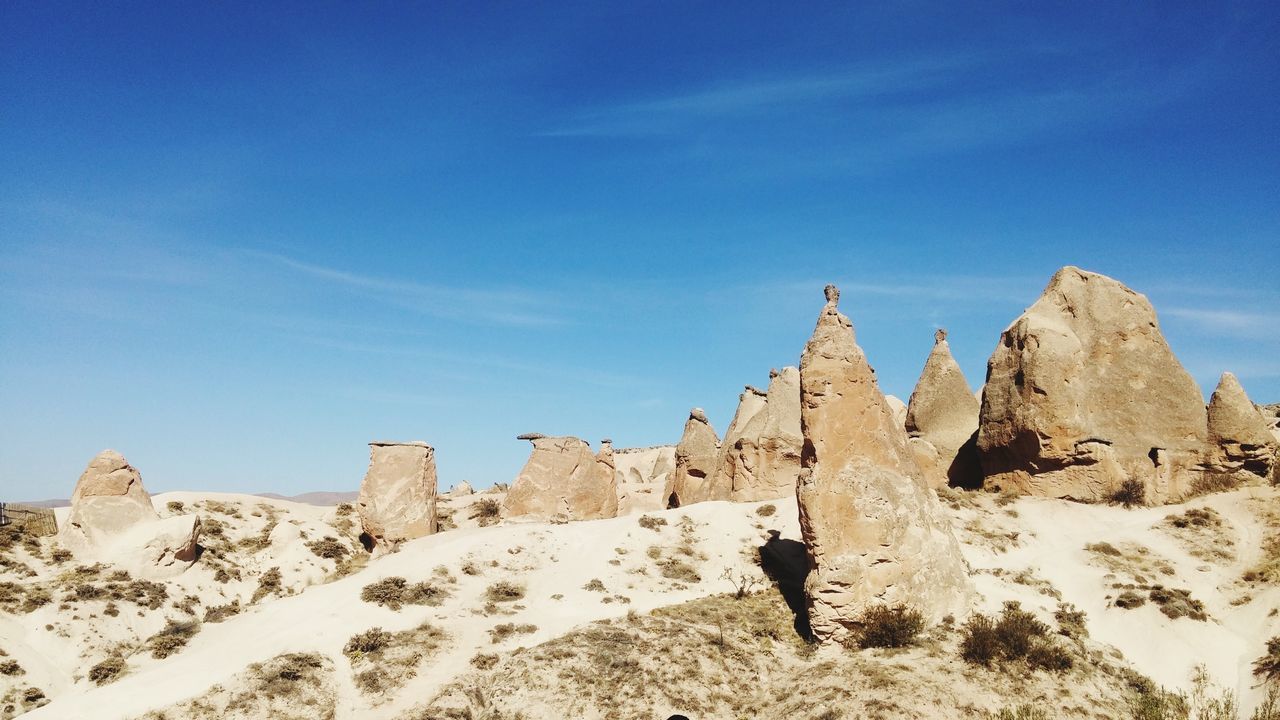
[[11, 498, 70, 509], [256, 491, 359, 506]]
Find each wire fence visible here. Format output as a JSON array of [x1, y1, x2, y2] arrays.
[[0, 503, 58, 537]]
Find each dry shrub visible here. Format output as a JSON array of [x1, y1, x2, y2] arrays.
[[1257, 636, 1280, 684], [961, 602, 1072, 672], [489, 623, 537, 643], [361, 576, 449, 610], [88, 656, 126, 685], [306, 536, 350, 560], [755, 504, 777, 517], [855, 604, 924, 649], [251, 567, 282, 603], [638, 515, 667, 531], [204, 599, 241, 624], [147, 620, 201, 659], [484, 581, 525, 603], [1109, 478, 1147, 508], [469, 499, 502, 527]]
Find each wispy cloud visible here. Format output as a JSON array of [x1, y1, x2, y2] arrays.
[[248, 250, 569, 328], [1163, 307, 1280, 340], [538, 56, 974, 137]]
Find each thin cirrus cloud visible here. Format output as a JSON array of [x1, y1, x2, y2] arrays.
[[247, 250, 571, 328], [536, 55, 978, 137], [1163, 307, 1280, 341]]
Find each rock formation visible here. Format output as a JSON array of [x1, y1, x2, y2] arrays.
[[905, 329, 982, 489], [1205, 373, 1278, 484], [614, 445, 677, 515], [714, 368, 804, 502], [58, 450, 201, 577], [448, 480, 475, 497], [796, 284, 971, 644], [977, 267, 1208, 503], [61, 450, 159, 543], [503, 436, 619, 521], [1263, 404, 1280, 446], [356, 441, 438, 552], [885, 395, 908, 431], [666, 409, 723, 507]]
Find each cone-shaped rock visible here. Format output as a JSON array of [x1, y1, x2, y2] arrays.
[[666, 409, 723, 507], [977, 267, 1208, 503], [906, 329, 982, 489], [1205, 372, 1278, 484], [62, 450, 159, 542], [716, 368, 804, 502], [614, 445, 677, 515], [797, 284, 971, 644], [357, 441, 439, 551], [885, 395, 908, 431], [59, 450, 201, 576], [503, 436, 619, 521]]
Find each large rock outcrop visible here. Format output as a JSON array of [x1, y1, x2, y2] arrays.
[[905, 329, 982, 489], [666, 409, 723, 507], [1205, 373, 1278, 484], [797, 284, 972, 644], [614, 445, 677, 515], [356, 441, 439, 552], [977, 267, 1208, 503], [58, 451, 201, 577], [715, 367, 804, 502], [503, 436, 618, 521]]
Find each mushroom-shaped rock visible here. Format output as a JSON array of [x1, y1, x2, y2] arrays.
[[356, 441, 439, 552], [1205, 372, 1278, 484], [905, 329, 982, 489], [797, 285, 971, 644], [977, 267, 1208, 503], [614, 445, 677, 515], [503, 436, 618, 521], [716, 368, 803, 502], [666, 409, 723, 508]]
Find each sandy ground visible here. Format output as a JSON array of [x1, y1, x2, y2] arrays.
[[3, 485, 1277, 718]]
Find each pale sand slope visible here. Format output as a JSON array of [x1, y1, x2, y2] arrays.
[[26, 495, 791, 719], [945, 485, 1278, 712], [15, 485, 1280, 718]]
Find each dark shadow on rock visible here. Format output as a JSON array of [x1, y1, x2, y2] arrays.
[[758, 530, 812, 641], [946, 431, 985, 491]]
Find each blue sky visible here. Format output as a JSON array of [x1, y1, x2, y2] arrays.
[[2, 2, 1278, 499]]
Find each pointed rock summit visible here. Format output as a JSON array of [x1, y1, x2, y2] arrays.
[[666, 409, 723, 507], [356, 441, 439, 552], [713, 368, 804, 502], [797, 285, 971, 644], [977, 267, 1208, 503], [905, 328, 982, 489], [503, 436, 619, 521], [1206, 372, 1278, 484]]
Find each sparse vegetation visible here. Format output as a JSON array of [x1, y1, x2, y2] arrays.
[[361, 576, 449, 610], [1110, 478, 1147, 508], [305, 536, 349, 560], [1148, 585, 1207, 621], [855, 604, 925, 649], [471, 653, 499, 670], [88, 656, 126, 685], [204, 599, 241, 624], [343, 627, 392, 659], [345, 622, 447, 696], [1115, 590, 1147, 609], [484, 581, 525, 603], [166, 501, 185, 513], [638, 515, 667, 531], [1254, 636, 1280, 684], [489, 623, 537, 643], [582, 578, 606, 592], [720, 567, 763, 599], [250, 567, 282, 603], [755, 504, 777, 517], [147, 619, 201, 659], [961, 602, 1073, 672], [469, 498, 502, 527], [0, 660, 24, 676], [1054, 602, 1088, 639]]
